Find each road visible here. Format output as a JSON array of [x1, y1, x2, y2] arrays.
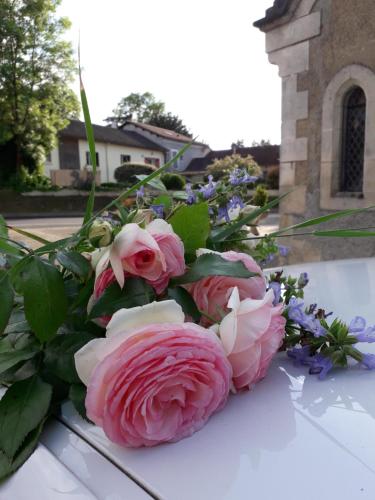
[[6, 214, 279, 249]]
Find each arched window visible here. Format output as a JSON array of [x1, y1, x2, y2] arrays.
[[340, 86, 366, 192]]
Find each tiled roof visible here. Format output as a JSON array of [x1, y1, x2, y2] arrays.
[[185, 145, 280, 172], [253, 0, 293, 29], [60, 120, 167, 152], [123, 121, 207, 146]]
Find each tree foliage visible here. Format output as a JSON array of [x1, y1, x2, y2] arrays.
[[207, 154, 262, 181], [0, 0, 79, 174], [108, 92, 192, 136], [251, 139, 272, 146]]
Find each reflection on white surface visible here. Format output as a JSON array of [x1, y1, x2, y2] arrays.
[[0, 444, 96, 500], [58, 258, 375, 500]]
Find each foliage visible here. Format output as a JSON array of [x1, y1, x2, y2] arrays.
[[160, 173, 186, 190], [0, 0, 80, 175], [108, 92, 192, 136], [252, 185, 269, 207], [7, 166, 58, 192], [114, 163, 156, 184], [207, 154, 262, 181], [266, 167, 279, 189], [251, 139, 272, 146]]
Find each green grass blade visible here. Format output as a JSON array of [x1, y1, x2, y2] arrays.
[[314, 229, 375, 237], [271, 206, 375, 237], [211, 192, 290, 243], [6, 225, 50, 245], [80, 71, 97, 226]]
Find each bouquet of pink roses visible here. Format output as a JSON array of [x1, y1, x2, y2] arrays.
[[1, 83, 375, 481]]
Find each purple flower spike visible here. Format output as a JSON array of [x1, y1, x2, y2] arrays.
[[199, 176, 217, 199], [288, 298, 326, 337], [356, 326, 375, 343], [269, 281, 281, 305], [151, 204, 164, 218], [218, 206, 230, 223], [361, 353, 375, 370], [186, 184, 196, 205], [287, 345, 312, 365], [228, 195, 244, 210], [278, 244, 290, 257], [309, 354, 334, 380], [136, 185, 145, 199], [349, 316, 367, 333]]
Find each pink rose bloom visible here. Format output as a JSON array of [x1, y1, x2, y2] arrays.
[[187, 249, 266, 325], [109, 223, 166, 288], [219, 287, 286, 391], [75, 301, 231, 447], [146, 219, 186, 294]]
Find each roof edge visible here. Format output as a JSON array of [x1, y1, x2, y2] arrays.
[[253, 0, 294, 30]]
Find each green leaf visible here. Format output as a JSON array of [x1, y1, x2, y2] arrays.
[[57, 250, 92, 279], [169, 202, 210, 256], [314, 229, 375, 237], [80, 71, 98, 226], [69, 384, 90, 421], [168, 286, 201, 322], [135, 174, 167, 191], [272, 205, 375, 236], [44, 333, 95, 384], [0, 348, 39, 376], [89, 277, 155, 319], [35, 236, 79, 255], [0, 216, 8, 238], [212, 192, 289, 243], [173, 253, 257, 285], [0, 420, 45, 482], [0, 270, 14, 334], [153, 194, 173, 211], [0, 375, 52, 459], [21, 256, 68, 342], [0, 238, 25, 257]]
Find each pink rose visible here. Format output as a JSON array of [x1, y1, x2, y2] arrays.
[[146, 219, 185, 294], [109, 223, 166, 287], [219, 287, 286, 391], [187, 249, 266, 325], [75, 301, 231, 447]]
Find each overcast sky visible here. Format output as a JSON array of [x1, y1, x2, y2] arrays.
[[58, 0, 281, 149]]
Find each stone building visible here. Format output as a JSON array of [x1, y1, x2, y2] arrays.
[[255, 0, 375, 262]]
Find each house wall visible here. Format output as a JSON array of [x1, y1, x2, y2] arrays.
[[44, 141, 164, 184], [261, 0, 375, 263], [123, 123, 210, 172]]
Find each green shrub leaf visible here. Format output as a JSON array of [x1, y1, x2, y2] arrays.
[[21, 256, 68, 342], [0, 375, 52, 460], [44, 333, 96, 384], [173, 253, 256, 285], [0, 270, 14, 334], [89, 277, 155, 319], [57, 250, 92, 279], [169, 202, 210, 256]]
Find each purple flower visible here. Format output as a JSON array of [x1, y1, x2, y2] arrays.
[[308, 354, 333, 380], [218, 206, 230, 223], [186, 184, 197, 205], [268, 281, 281, 305], [287, 345, 312, 365], [136, 186, 145, 200], [349, 316, 366, 333], [298, 272, 309, 288], [349, 317, 375, 343], [361, 353, 375, 370], [199, 175, 217, 199], [242, 173, 259, 184], [150, 204, 164, 218], [288, 298, 326, 337], [278, 244, 290, 257], [229, 168, 244, 186], [228, 195, 244, 210]]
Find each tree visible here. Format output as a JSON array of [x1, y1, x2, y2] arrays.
[[108, 92, 192, 136], [207, 154, 262, 181], [0, 0, 79, 175], [233, 139, 244, 147], [251, 139, 272, 147], [109, 92, 165, 127], [148, 112, 191, 137]]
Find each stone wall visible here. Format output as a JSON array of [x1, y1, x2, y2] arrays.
[[260, 0, 375, 263]]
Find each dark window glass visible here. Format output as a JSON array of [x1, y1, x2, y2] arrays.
[[86, 151, 99, 167], [120, 154, 131, 164], [341, 86, 366, 192]]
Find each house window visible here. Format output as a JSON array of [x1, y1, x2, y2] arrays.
[[86, 151, 99, 167], [145, 157, 160, 167], [340, 86, 366, 192], [120, 154, 131, 164]]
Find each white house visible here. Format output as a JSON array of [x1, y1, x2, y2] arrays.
[[44, 120, 166, 185], [121, 121, 210, 172]]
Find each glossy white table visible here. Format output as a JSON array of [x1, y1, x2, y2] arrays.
[[5, 258, 375, 500]]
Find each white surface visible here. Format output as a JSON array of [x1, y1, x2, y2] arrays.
[[0, 443, 96, 500], [57, 257, 375, 500]]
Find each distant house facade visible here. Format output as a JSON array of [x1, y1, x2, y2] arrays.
[[45, 120, 166, 186], [255, 0, 375, 262], [121, 121, 210, 172], [183, 144, 280, 183]]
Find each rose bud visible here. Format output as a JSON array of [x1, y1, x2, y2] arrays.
[[89, 219, 113, 248]]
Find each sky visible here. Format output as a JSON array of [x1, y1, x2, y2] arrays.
[[57, 0, 281, 150]]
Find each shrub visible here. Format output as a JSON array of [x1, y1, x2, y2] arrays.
[[114, 163, 156, 184], [9, 166, 58, 192], [252, 184, 269, 207], [266, 167, 279, 189], [160, 173, 186, 190], [206, 154, 262, 181]]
